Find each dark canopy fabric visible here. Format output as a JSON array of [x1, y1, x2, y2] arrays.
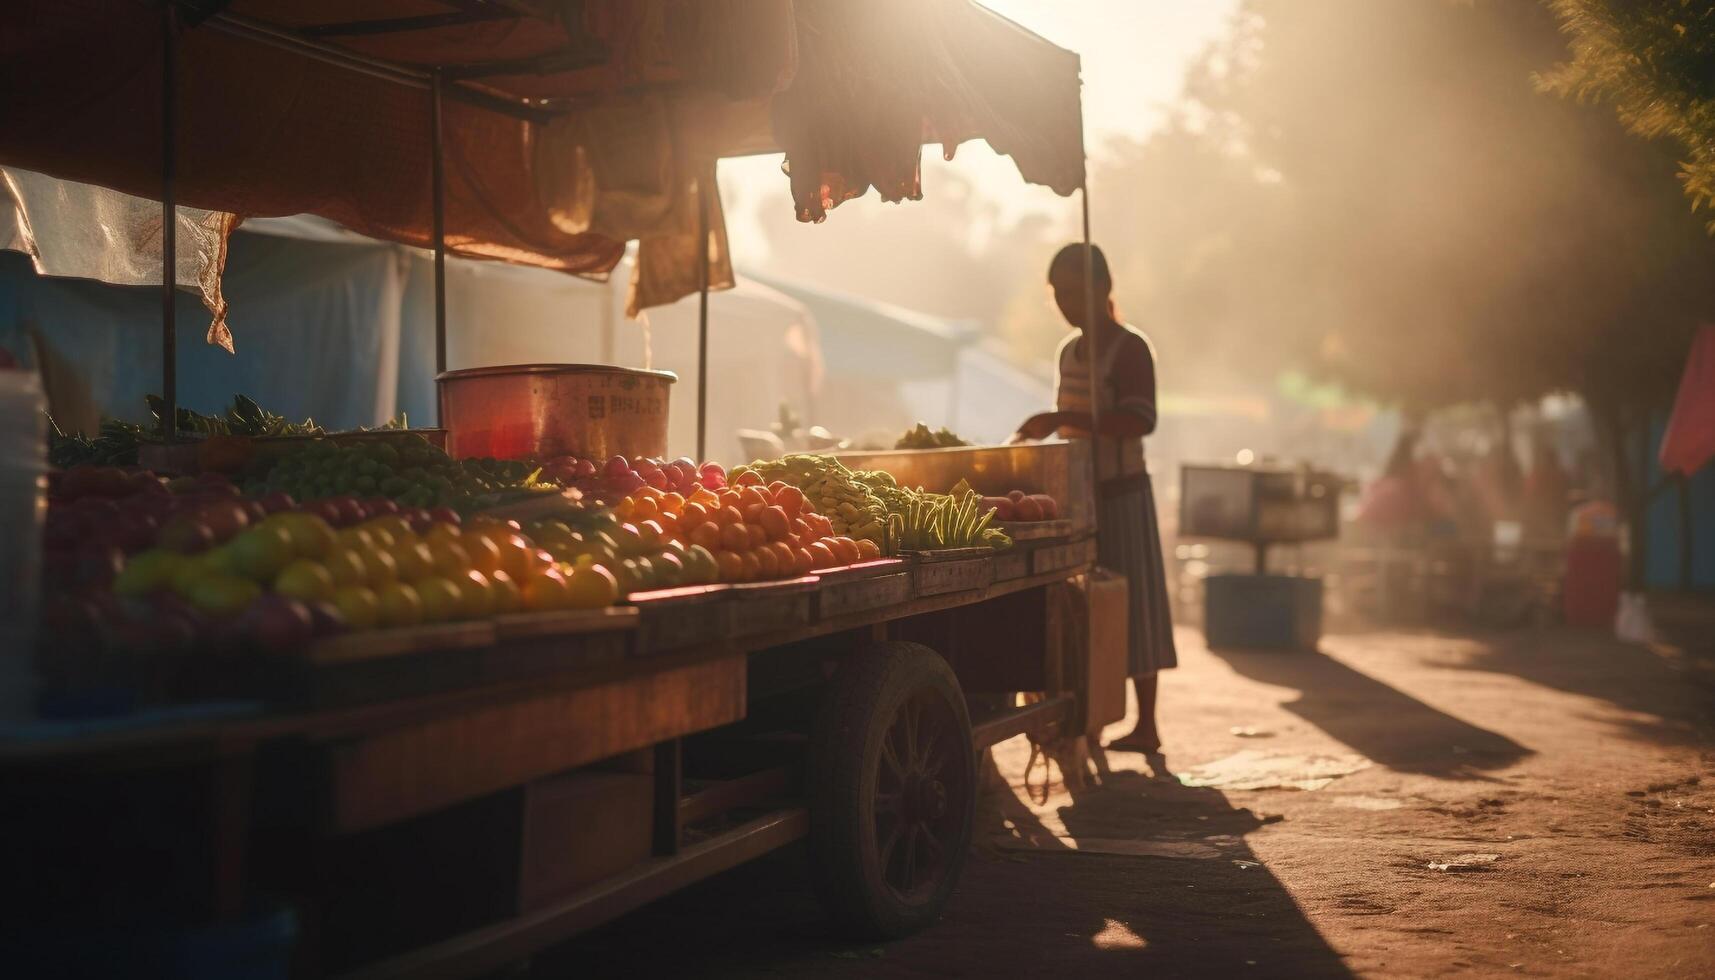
[[0, 0, 1083, 304]]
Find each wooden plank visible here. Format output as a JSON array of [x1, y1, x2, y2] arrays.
[[1031, 536, 1097, 576], [323, 655, 745, 834], [907, 546, 994, 563], [913, 556, 994, 596], [678, 766, 794, 826], [990, 549, 1029, 582], [994, 518, 1073, 542], [492, 608, 636, 642], [304, 621, 496, 666], [633, 586, 732, 653], [970, 695, 1073, 750], [341, 809, 809, 980], [518, 771, 651, 914], [816, 571, 911, 619], [810, 558, 906, 584], [726, 576, 818, 638]]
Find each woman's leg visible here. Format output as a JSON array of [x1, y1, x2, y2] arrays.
[[1104, 673, 1160, 753]]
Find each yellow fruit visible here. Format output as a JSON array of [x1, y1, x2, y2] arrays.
[[366, 515, 413, 542], [363, 524, 396, 549], [274, 559, 336, 603], [453, 569, 496, 619], [269, 513, 337, 560], [336, 527, 375, 552], [171, 550, 234, 597], [423, 522, 464, 546], [415, 576, 462, 622], [227, 525, 295, 582], [426, 537, 472, 580], [683, 544, 719, 585], [324, 548, 370, 590], [114, 549, 185, 597], [488, 569, 523, 614], [493, 534, 533, 580], [521, 570, 574, 611], [390, 540, 435, 582], [360, 548, 398, 588], [565, 564, 619, 610], [333, 586, 382, 631], [188, 574, 261, 618], [376, 581, 423, 628]]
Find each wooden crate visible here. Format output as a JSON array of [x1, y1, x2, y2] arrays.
[[631, 585, 731, 653], [519, 770, 653, 913], [911, 552, 995, 596], [726, 576, 819, 638]]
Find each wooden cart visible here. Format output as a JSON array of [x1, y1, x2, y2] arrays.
[[3, 522, 1099, 977]]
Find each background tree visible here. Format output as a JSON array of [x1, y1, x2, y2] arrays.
[[1539, 0, 1715, 228]]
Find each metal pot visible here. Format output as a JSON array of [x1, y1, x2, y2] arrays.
[[436, 364, 676, 461]]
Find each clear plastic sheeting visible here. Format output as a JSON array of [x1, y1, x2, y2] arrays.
[[1, 169, 237, 350]]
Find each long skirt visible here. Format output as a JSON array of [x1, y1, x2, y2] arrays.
[[1097, 472, 1178, 676]]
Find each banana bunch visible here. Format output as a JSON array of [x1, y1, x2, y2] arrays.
[[735, 455, 890, 546], [891, 488, 1011, 551]]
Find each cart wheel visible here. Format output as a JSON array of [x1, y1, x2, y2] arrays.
[[809, 641, 975, 939]]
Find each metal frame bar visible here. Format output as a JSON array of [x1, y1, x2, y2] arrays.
[[432, 71, 449, 403], [304, 9, 516, 39], [696, 176, 712, 463], [161, 4, 179, 443], [1081, 183, 1099, 536]]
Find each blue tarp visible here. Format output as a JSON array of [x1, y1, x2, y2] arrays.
[[0, 231, 409, 432]]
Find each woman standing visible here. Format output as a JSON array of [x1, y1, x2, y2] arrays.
[[1014, 244, 1177, 760]]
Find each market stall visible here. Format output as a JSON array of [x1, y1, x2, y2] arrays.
[[0, 3, 1116, 976]]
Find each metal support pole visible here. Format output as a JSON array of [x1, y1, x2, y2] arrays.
[[161, 4, 179, 443], [695, 173, 711, 463], [1081, 184, 1100, 537], [431, 70, 448, 422]]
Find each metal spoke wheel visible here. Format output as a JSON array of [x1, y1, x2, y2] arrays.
[[809, 641, 975, 939]]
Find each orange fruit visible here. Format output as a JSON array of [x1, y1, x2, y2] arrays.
[[775, 486, 805, 515], [390, 540, 435, 581], [856, 538, 882, 560], [522, 569, 574, 611], [565, 563, 619, 609], [791, 518, 811, 541], [807, 541, 837, 569], [637, 519, 667, 547], [719, 522, 750, 552], [746, 524, 769, 550], [759, 506, 791, 542], [460, 533, 504, 575], [680, 501, 709, 526], [689, 522, 723, 552], [736, 486, 766, 510], [714, 505, 742, 527], [755, 546, 780, 579], [453, 568, 496, 619], [488, 569, 523, 613], [715, 550, 744, 582], [415, 576, 462, 622], [324, 548, 370, 590], [768, 541, 797, 575], [492, 533, 533, 579], [612, 497, 636, 521], [274, 559, 336, 602], [831, 537, 862, 564], [689, 487, 720, 508], [423, 522, 463, 546], [333, 586, 382, 630], [793, 547, 816, 576], [630, 496, 659, 523], [738, 550, 763, 582], [376, 581, 424, 627], [660, 492, 686, 515]]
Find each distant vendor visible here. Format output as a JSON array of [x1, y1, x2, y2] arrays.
[[1014, 244, 1177, 760]]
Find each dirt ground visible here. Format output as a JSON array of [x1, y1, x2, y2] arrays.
[[545, 610, 1715, 978]]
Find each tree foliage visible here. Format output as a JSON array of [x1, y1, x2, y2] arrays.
[[1538, 0, 1715, 227], [1086, 0, 1715, 418]]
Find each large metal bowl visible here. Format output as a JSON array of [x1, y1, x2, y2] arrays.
[[437, 364, 676, 461]]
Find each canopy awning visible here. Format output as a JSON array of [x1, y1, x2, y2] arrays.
[[0, 0, 1084, 317]]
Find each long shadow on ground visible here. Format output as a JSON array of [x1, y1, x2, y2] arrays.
[[1206, 644, 1532, 779], [542, 755, 1353, 979]]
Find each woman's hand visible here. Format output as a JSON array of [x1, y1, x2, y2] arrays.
[[1014, 412, 1067, 441]]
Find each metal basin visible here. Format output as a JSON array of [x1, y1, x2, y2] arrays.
[[437, 364, 676, 461]]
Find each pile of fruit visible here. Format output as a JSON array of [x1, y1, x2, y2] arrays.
[[611, 470, 879, 584], [895, 422, 968, 450], [49, 393, 342, 468], [980, 491, 1061, 523], [245, 434, 559, 513], [537, 454, 727, 500], [892, 485, 1009, 552], [731, 455, 889, 547]]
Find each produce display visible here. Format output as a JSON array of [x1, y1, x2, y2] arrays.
[[49, 393, 350, 468], [245, 434, 560, 513], [732, 455, 1014, 553], [537, 454, 728, 500], [895, 422, 968, 450]]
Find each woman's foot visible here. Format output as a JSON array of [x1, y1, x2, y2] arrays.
[[1104, 730, 1161, 754]]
